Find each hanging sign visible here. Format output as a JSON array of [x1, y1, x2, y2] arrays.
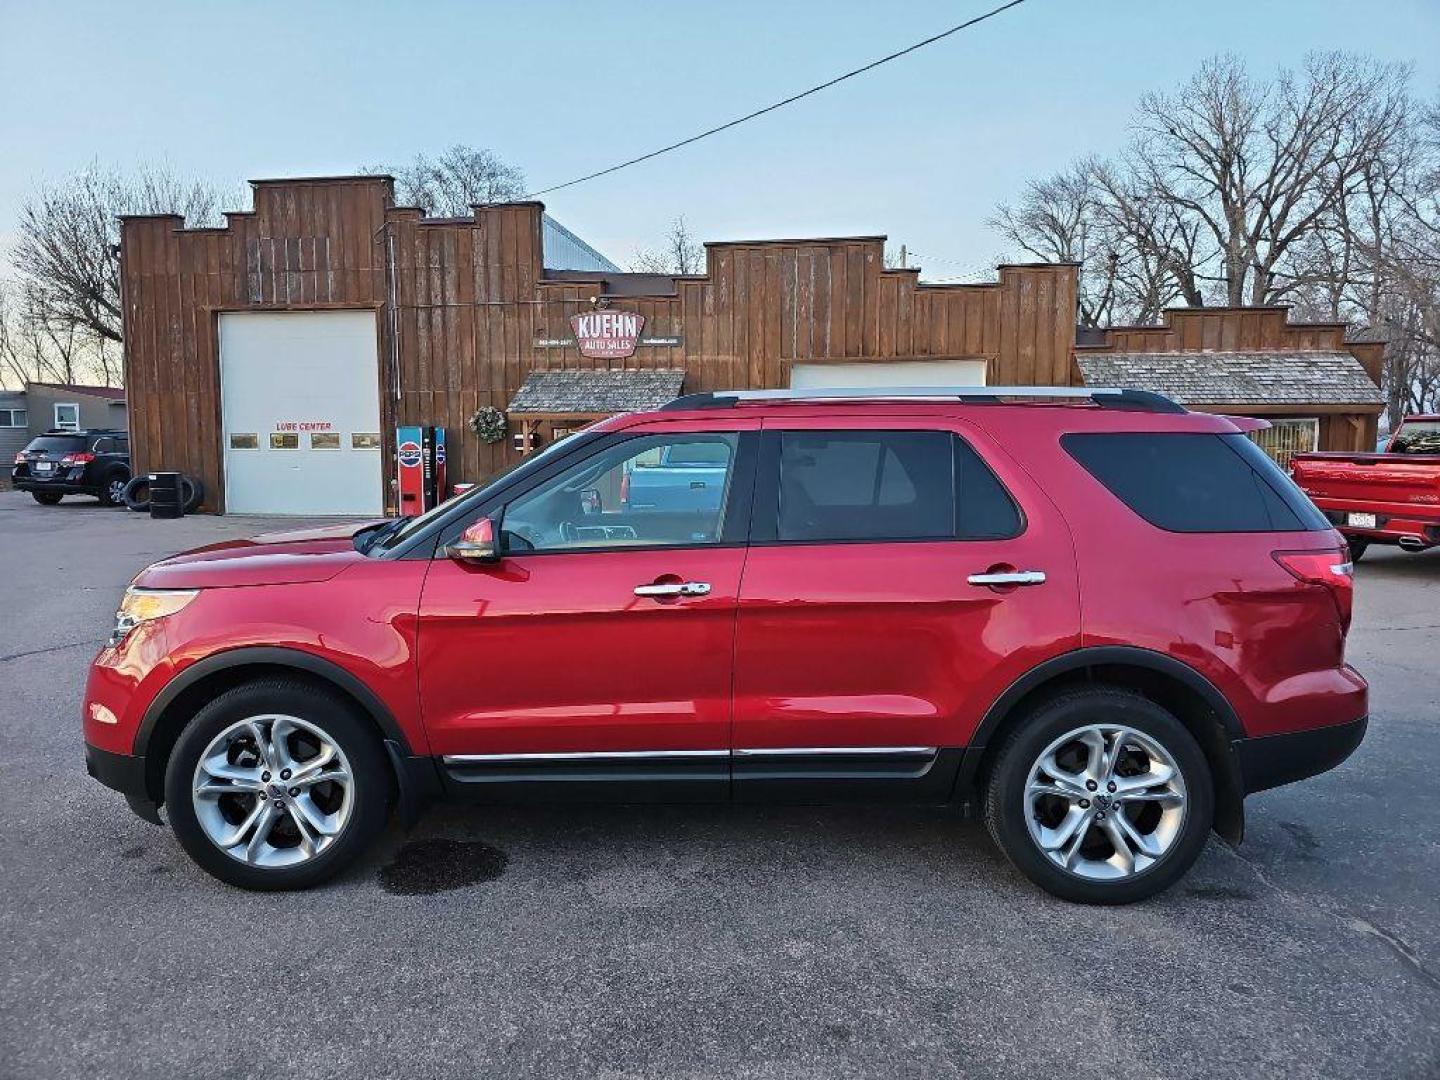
[[570, 310, 646, 360]]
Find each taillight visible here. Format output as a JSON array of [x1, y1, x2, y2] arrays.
[[619, 472, 631, 506], [60, 452, 95, 466], [1273, 548, 1354, 632], [12, 452, 24, 465]]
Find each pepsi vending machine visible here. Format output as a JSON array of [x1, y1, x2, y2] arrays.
[[395, 425, 447, 515]]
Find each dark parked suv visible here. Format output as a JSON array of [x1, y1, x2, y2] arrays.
[[13, 429, 131, 506], [83, 387, 1366, 902]]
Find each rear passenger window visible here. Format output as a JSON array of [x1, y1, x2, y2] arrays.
[[773, 431, 1021, 543], [1063, 432, 1329, 533]]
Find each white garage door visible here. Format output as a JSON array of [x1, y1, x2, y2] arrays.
[[790, 358, 988, 390], [219, 311, 383, 515]]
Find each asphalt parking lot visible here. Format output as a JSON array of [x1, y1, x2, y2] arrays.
[[0, 490, 1437, 1079]]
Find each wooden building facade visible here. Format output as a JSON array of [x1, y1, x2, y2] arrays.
[[119, 175, 1383, 514]]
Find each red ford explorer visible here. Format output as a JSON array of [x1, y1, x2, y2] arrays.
[[83, 387, 1367, 903]]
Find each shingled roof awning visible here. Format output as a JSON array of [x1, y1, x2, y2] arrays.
[[1075, 351, 1383, 409], [508, 369, 687, 415]]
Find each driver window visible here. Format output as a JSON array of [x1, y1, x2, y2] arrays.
[[500, 433, 739, 552]]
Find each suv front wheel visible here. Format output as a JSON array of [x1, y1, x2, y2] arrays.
[[984, 688, 1213, 904], [163, 678, 391, 890]]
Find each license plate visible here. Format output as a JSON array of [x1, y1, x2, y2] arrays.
[[1347, 513, 1377, 529], [33, 462, 53, 474]]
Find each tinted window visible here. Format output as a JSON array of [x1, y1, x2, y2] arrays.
[[1064, 432, 1329, 533], [776, 431, 954, 542], [955, 438, 1023, 539], [24, 436, 87, 453]]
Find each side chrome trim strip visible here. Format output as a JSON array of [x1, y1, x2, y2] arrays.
[[441, 749, 729, 765], [733, 746, 938, 757]]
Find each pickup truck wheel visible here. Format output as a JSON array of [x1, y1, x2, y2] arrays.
[[1347, 538, 1369, 563], [984, 688, 1213, 905], [164, 679, 391, 890], [31, 491, 63, 506]]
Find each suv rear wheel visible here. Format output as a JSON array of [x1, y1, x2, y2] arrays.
[[102, 471, 130, 507], [163, 679, 391, 890], [984, 688, 1213, 904]]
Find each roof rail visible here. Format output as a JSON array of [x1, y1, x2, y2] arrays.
[[661, 385, 1186, 414]]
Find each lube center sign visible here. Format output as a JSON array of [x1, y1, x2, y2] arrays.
[[570, 310, 646, 360]]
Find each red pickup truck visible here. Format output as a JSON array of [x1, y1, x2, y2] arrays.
[[1292, 415, 1440, 560]]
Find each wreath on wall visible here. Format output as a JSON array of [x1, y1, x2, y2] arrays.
[[469, 406, 509, 444]]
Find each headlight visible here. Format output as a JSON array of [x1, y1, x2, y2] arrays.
[[110, 587, 199, 647]]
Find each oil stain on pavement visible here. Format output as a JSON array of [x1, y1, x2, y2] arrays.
[[378, 837, 508, 895]]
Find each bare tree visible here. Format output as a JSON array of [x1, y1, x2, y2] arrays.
[[1134, 52, 1410, 306], [11, 165, 230, 358], [371, 145, 526, 214], [629, 217, 704, 275]]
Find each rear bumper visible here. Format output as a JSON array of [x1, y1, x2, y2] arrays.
[[1318, 506, 1440, 547], [84, 742, 161, 824], [14, 477, 96, 495], [1233, 715, 1367, 795]]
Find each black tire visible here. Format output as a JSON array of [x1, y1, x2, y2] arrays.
[[101, 469, 131, 507], [163, 678, 392, 890], [122, 476, 151, 512], [1347, 538, 1369, 563], [180, 475, 205, 513], [983, 688, 1214, 905], [31, 491, 63, 506]]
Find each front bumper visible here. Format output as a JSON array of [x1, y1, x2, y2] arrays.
[[84, 742, 161, 824], [1233, 715, 1368, 795]]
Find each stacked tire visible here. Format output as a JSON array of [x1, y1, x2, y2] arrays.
[[123, 474, 204, 515]]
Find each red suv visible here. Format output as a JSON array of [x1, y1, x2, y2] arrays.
[[83, 387, 1367, 903]]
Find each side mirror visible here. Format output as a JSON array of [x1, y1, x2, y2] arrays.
[[446, 517, 499, 563]]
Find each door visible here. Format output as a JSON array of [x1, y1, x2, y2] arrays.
[[732, 418, 1080, 798], [418, 422, 759, 795], [218, 310, 382, 515]]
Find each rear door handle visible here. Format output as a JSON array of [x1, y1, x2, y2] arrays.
[[634, 581, 712, 598], [967, 570, 1047, 587]]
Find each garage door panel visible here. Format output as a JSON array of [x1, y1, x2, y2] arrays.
[[219, 311, 382, 515]]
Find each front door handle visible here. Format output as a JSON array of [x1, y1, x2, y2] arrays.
[[967, 570, 1047, 587], [634, 581, 712, 598]]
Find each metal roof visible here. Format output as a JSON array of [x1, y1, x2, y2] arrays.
[[1075, 351, 1383, 407], [541, 215, 620, 273], [508, 369, 686, 414]]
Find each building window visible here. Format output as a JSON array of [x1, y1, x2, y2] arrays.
[[229, 433, 259, 450], [1246, 418, 1319, 472], [310, 432, 341, 449], [351, 433, 381, 450], [0, 408, 26, 427], [269, 432, 300, 450], [53, 403, 80, 431]]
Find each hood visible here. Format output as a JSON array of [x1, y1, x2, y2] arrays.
[[133, 519, 386, 590]]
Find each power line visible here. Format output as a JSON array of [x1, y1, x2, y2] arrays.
[[523, 0, 1031, 199]]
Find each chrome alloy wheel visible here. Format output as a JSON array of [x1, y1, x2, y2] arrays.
[[1023, 724, 1187, 880], [191, 714, 355, 868], [107, 477, 127, 505]]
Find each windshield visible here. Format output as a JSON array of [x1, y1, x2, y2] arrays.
[[367, 433, 595, 554], [1391, 421, 1440, 455]]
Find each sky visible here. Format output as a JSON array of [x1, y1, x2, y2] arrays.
[[1, 0, 1438, 281]]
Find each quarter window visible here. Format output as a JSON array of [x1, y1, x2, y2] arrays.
[[501, 433, 740, 553]]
